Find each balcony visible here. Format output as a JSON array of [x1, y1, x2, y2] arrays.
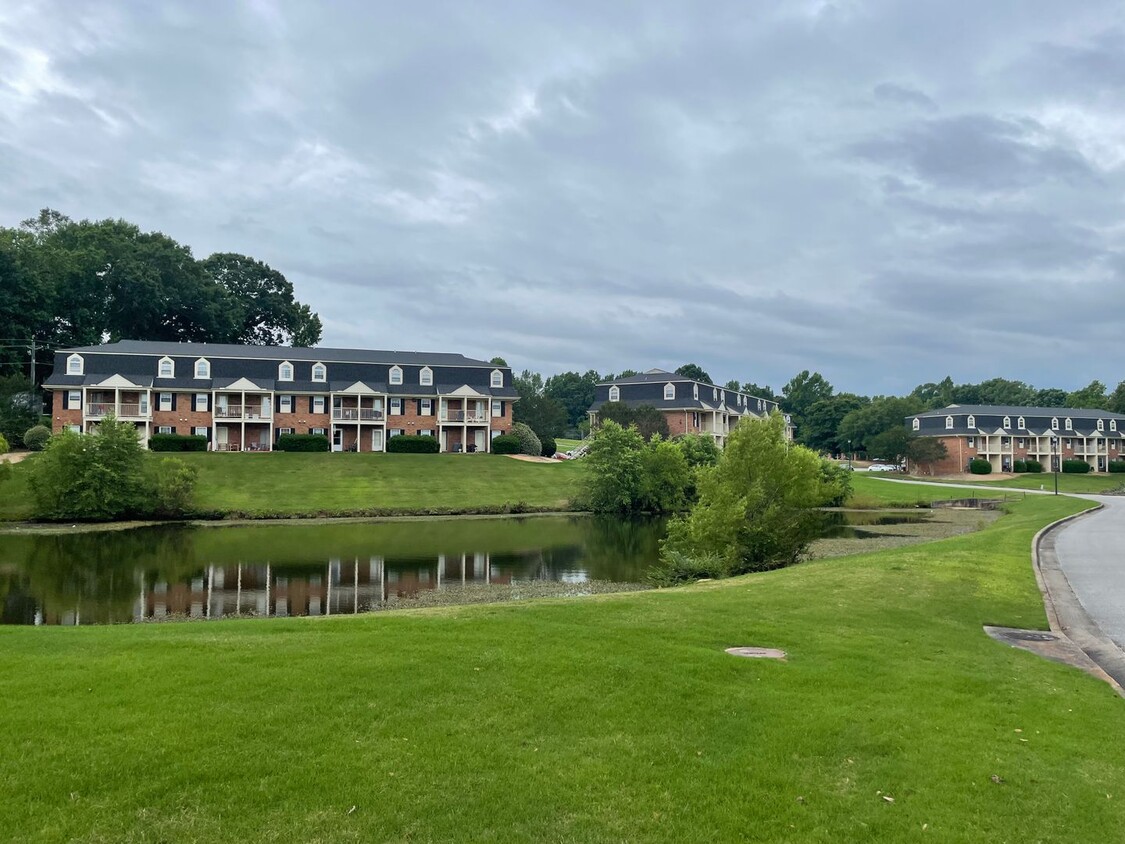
[[441, 411, 488, 423], [86, 402, 149, 419], [214, 406, 272, 420], [333, 408, 384, 422]]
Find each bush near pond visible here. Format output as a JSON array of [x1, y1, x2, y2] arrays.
[[386, 434, 440, 454], [275, 433, 329, 452], [1062, 459, 1092, 474], [511, 422, 542, 456], [23, 425, 50, 451], [1110, 460, 1125, 473], [540, 436, 557, 458], [149, 434, 208, 452], [969, 458, 992, 474], [491, 434, 520, 455]]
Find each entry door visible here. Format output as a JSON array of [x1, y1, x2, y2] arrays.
[[332, 427, 344, 452], [474, 429, 486, 452], [216, 427, 229, 449], [372, 429, 384, 452]]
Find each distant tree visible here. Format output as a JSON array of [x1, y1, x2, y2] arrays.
[[579, 421, 692, 514], [724, 379, 741, 391], [781, 370, 834, 430], [950, 378, 1036, 407], [741, 382, 777, 402], [674, 433, 721, 468], [513, 369, 544, 401], [866, 427, 912, 463], [489, 357, 508, 367], [1034, 387, 1068, 407], [1066, 380, 1109, 410], [513, 393, 567, 439], [0, 376, 41, 448], [630, 405, 671, 441], [201, 253, 322, 346], [675, 363, 712, 384], [837, 395, 927, 454], [1109, 381, 1125, 415], [544, 370, 600, 428], [906, 436, 948, 468], [910, 376, 955, 409], [799, 393, 868, 454], [616, 369, 639, 379]]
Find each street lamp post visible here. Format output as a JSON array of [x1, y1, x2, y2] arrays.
[[847, 440, 852, 470], [1051, 435, 1059, 495]]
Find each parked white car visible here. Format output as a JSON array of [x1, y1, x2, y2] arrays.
[[867, 462, 900, 472]]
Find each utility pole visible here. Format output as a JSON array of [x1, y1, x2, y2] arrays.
[[29, 338, 36, 386]]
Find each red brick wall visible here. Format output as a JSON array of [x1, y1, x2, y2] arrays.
[[52, 390, 82, 432]]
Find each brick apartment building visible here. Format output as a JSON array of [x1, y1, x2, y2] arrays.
[[587, 369, 791, 447], [906, 404, 1125, 474], [43, 340, 517, 453]]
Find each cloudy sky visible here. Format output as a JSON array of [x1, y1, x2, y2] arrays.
[[2, 1, 1124, 394]]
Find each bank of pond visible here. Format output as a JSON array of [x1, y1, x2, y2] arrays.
[[0, 509, 984, 625]]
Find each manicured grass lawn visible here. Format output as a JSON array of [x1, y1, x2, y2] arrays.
[[908, 472, 1125, 494], [4, 495, 1125, 841], [556, 437, 585, 452], [0, 452, 586, 520], [848, 473, 1013, 507]]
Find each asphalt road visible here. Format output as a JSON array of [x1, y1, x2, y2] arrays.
[[1054, 495, 1125, 649]]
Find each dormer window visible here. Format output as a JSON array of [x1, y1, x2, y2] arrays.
[[945, 416, 954, 430], [1065, 418, 1073, 430], [390, 366, 403, 385], [1112, 420, 1118, 432], [66, 353, 84, 375], [1017, 416, 1025, 429], [692, 384, 699, 400], [1052, 417, 1060, 430], [967, 415, 975, 428], [912, 418, 920, 431], [311, 363, 326, 382], [278, 361, 293, 382], [1097, 419, 1105, 431], [1003, 416, 1010, 429], [664, 383, 676, 401], [713, 388, 718, 401], [194, 358, 210, 379], [608, 385, 620, 402], [490, 369, 503, 388], [420, 367, 433, 386], [158, 356, 175, 378]]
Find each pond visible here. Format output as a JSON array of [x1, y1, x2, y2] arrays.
[[0, 516, 665, 625]]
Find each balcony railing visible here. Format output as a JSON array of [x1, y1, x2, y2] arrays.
[[214, 406, 272, 420], [441, 411, 488, 423], [333, 408, 384, 421], [86, 402, 148, 418]]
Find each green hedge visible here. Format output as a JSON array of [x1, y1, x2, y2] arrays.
[[1024, 459, 1043, 473], [276, 434, 329, 452], [1109, 460, 1125, 474], [149, 434, 208, 452], [540, 436, 557, 458], [969, 458, 992, 475], [386, 434, 440, 454], [1013, 459, 1027, 473], [1062, 459, 1091, 474], [491, 434, 520, 454], [23, 425, 51, 451]]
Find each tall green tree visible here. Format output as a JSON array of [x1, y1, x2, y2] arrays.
[[201, 253, 323, 346], [543, 370, 600, 428], [1035, 387, 1068, 407], [675, 363, 712, 384], [781, 370, 833, 432], [837, 395, 927, 454], [799, 393, 868, 454], [513, 393, 567, 438], [741, 382, 777, 402], [1065, 380, 1109, 410], [1108, 381, 1125, 415]]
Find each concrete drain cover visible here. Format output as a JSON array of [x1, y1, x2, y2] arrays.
[[725, 647, 786, 660]]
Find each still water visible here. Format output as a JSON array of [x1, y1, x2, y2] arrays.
[[0, 516, 665, 625]]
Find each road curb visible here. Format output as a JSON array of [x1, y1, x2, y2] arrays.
[[1032, 505, 1125, 697]]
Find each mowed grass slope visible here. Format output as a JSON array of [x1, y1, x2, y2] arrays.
[[906, 472, 1125, 494], [4, 495, 1125, 842]]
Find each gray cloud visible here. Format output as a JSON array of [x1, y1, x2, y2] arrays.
[[2, 0, 1124, 395]]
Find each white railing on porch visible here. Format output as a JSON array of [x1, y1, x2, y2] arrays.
[[441, 411, 488, 423], [333, 408, 384, 421]]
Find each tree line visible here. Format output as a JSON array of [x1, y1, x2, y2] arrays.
[[0, 208, 323, 381]]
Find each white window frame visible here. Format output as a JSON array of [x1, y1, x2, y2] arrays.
[[389, 366, 403, 385], [280, 395, 292, 413], [390, 398, 402, 416], [1065, 418, 1073, 431], [157, 425, 173, 435], [277, 427, 294, 436], [278, 361, 294, 382], [1003, 416, 1010, 428], [313, 396, 326, 413], [491, 400, 502, 418], [608, 385, 620, 402], [912, 417, 920, 431], [664, 383, 676, 401], [67, 424, 82, 433], [68, 389, 82, 408], [1052, 417, 1060, 430], [1097, 419, 1105, 431], [968, 436, 975, 447], [490, 369, 503, 388], [311, 363, 326, 382], [193, 426, 208, 437], [420, 367, 433, 386], [1112, 420, 1118, 432], [945, 416, 954, 430], [967, 415, 975, 428], [159, 392, 172, 411], [420, 398, 432, 415], [389, 428, 405, 438], [194, 393, 208, 412], [66, 353, 84, 375], [311, 427, 326, 436], [713, 388, 718, 401], [158, 356, 175, 378], [692, 384, 699, 400], [419, 429, 434, 437], [194, 358, 210, 379]]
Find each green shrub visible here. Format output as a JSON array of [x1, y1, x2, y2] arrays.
[[969, 458, 992, 475], [818, 458, 853, 506], [673, 434, 721, 468], [23, 425, 50, 451], [491, 434, 520, 454], [149, 434, 208, 452], [1024, 459, 1043, 473], [1013, 459, 1027, 473], [145, 458, 199, 517], [540, 436, 557, 458], [276, 434, 329, 452], [0, 432, 8, 454], [385, 434, 440, 453], [647, 549, 731, 587], [1062, 459, 1091, 474], [1109, 460, 1125, 473], [511, 422, 542, 456]]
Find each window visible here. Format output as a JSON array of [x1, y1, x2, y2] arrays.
[[664, 383, 676, 401], [312, 363, 326, 382], [194, 358, 210, 379], [66, 354, 84, 375], [1052, 417, 1059, 430], [966, 415, 975, 428], [1065, 418, 1073, 430], [1097, 419, 1105, 431], [1018, 416, 1025, 429], [311, 427, 326, 436], [158, 426, 173, 435], [713, 388, 718, 401], [912, 418, 920, 431], [193, 427, 208, 437], [968, 437, 975, 447], [194, 393, 208, 412], [278, 362, 293, 382], [692, 384, 699, 400], [420, 367, 433, 386], [608, 386, 620, 402], [490, 369, 503, 388], [1111, 420, 1117, 431], [68, 390, 81, 409], [421, 398, 432, 415], [278, 427, 294, 436], [159, 393, 172, 411], [1003, 416, 1011, 428], [491, 400, 502, 418], [757, 399, 764, 411], [692, 411, 701, 428], [158, 356, 175, 378], [1018, 438, 1026, 448], [945, 416, 954, 430], [390, 398, 402, 415], [390, 366, 403, 385], [419, 429, 434, 437], [313, 396, 326, 413], [67, 424, 81, 433], [280, 395, 292, 413], [1066, 439, 1073, 448], [389, 428, 405, 438]]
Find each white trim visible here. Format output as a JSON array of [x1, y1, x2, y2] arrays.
[[389, 366, 403, 385], [1112, 420, 1118, 432], [1065, 417, 1073, 430], [157, 356, 175, 378], [664, 383, 676, 401], [1017, 416, 1025, 429], [1052, 417, 1060, 430], [912, 417, 920, 431], [945, 416, 954, 430], [66, 353, 84, 375], [420, 366, 433, 386], [967, 414, 976, 428], [158, 392, 172, 411], [608, 385, 620, 402], [1097, 419, 1105, 431], [389, 398, 402, 415], [194, 393, 208, 412], [1002, 416, 1010, 428], [194, 358, 210, 379], [280, 395, 292, 413], [92, 374, 143, 389], [278, 361, 294, 382], [490, 369, 503, 388], [311, 362, 327, 382], [491, 399, 502, 418]]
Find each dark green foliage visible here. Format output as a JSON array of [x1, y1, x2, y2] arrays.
[[0, 433, 8, 454], [0, 377, 42, 448], [22, 425, 50, 451], [1108, 461, 1125, 473], [145, 458, 200, 517], [1065, 380, 1109, 410], [275, 434, 329, 452], [1014, 460, 1027, 473], [511, 422, 542, 456], [647, 549, 730, 587], [201, 253, 323, 346], [906, 436, 948, 466], [149, 434, 208, 452], [596, 401, 669, 441], [674, 363, 712, 384], [819, 459, 853, 506], [540, 436, 557, 458], [1024, 460, 1043, 473], [386, 435, 440, 453], [969, 459, 992, 475], [781, 370, 834, 429], [673, 434, 720, 468], [799, 393, 868, 453], [636, 436, 691, 514], [490, 435, 520, 454], [513, 393, 567, 438], [543, 370, 600, 428], [837, 397, 927, 455], [1062, 459, 1091, 474], [580, 421, 691, 514]]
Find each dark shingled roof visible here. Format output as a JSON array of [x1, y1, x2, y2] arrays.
[[915, 404, 1125, 420]]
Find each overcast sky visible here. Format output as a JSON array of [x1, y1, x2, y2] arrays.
[[2, 1, 1124, 394]]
